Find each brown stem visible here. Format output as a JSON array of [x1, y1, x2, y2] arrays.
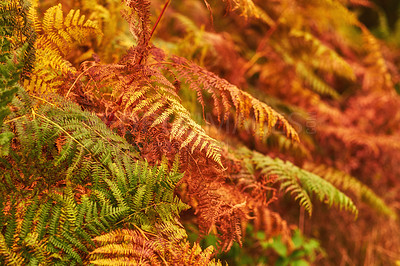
[[138, 0, 171, 65], [149, 0, 171, 41]]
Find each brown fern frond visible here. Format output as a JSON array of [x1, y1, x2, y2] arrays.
[[165, 56, 299, 142], [90, 228, 163, 265], [344, 92, 400, 133], [318, 125, 400, 157], [253, 207, 292, 245], [90, 226, 220, 265], [121, 0, 151, 65], [80, 60, 224, 167]]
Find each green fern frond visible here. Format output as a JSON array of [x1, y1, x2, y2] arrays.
[[0, 159, 188, 263], [0, 234, 25, 266], [0, 0, 36, 78], [304, 163, 397, 219], [0, 3, 34, 155], [251, 151, 358, 217]]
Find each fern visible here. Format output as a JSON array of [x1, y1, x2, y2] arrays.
[[223, 0, 274, 26], [165, 55, 299, 141], [0, 94, 189, 262], [0, 44, 21, 156], [2, 0, 398, 264], [290, 29, 354, 80], [71, 0, 299, 168], [304, 163, 397, 219], [0, 0, 36, 78], [251, 151, 358, 216], [0, 0, 35, 156], [90, 227, 220, 265], [361, 26, 394, 91], [0, 168, 188, 263], [24, 2, 100, 93]]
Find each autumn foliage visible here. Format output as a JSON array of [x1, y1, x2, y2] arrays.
[[1, 0, 400, 265]]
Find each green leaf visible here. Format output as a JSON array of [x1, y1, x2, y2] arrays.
[[0, 132, 14, 156], [303, 239, 320, 253], [292, 230, 303, 249], [291, 259, 309, 266], [271, 236, 287, 257]]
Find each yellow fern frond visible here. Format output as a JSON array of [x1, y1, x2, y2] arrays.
[[361, 27, 394, 91], [289, 29, 355, 81], [271, 34, 348, 99], [23, 3, 101, 94], [40, 4, 100, 55], [295, 62, 340, 99], [225, 0, 275, 26], [37, 47, 75, 74]]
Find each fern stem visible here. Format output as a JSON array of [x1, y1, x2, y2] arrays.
[[137, 0, 171, 65], [31, 110, 92, 155], [66, 65, 96, 98], [149, 0, 171, 42], [31, 95, 58, 107]]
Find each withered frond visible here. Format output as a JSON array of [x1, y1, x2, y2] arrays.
[[90, 227, 220, 265], [166, 56, 299, 142]]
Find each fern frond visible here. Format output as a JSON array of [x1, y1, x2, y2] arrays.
[[41, 4, 100, 55], [0, 49, 21, 155], [24, 3, 100, 94], [361, 27, 394, 91], [0, 234, 25, 265], [0, 2, 35, 155], [295, 62, 340, 99], [167, 56, 299, 142], [224, 0, 275, 26], [90, 227, 220, 265], [0, 158, 187, 264], [85, 60, 224, 167], [0, 0, 36, 78], [304, 163, 397, 219], [251, 151, 358, 216], [288, 29, 356, 81]]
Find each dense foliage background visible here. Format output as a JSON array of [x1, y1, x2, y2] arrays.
[[1, 0, 400, 265]]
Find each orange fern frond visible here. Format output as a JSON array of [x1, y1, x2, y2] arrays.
[[223, 0, 275, 26], [90, 227, 220, 265], [166, 56, 299, 142], [361, 27, 394, 91]]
